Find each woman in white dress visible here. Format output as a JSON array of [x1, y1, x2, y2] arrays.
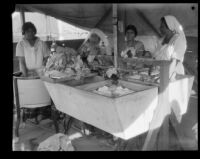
[[152, 15, 187, 79], [15, 22, 51, 123], [16, 22, 50, 77]]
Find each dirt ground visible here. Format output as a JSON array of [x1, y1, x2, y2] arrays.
[[12, 92, 198, 151]]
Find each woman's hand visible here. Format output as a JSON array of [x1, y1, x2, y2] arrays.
[[121, 47, 136, 58], [21, 72, 27, 77]]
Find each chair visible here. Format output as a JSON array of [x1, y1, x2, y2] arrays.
[[13, 72, 59, 138]]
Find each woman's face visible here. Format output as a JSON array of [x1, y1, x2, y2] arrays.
[[24, 28, 36, 40], [125, 30, 136, 41], [159, 20, 169, 36], [89, 34, 100, 45]]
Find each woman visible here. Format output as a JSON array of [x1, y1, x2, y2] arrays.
[[78, 28, 112, 66], [152, 15, 187, 79], [15, 22, 51, 122], [121, 24, 146, 58], [16, 22, 50, 77]]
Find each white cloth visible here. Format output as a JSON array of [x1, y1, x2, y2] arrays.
[[164, 15, 187, 62], [87, 55, 96, 63], [37, 133, 74, 151], [153, 15, 187, 75], [153, 36, 176, 60], [121, 47, 136, 58], [16, 37, 50, 70], [106, 67, 117, 78], [135, 35, 158, 53], [120, 40, 144, 58]]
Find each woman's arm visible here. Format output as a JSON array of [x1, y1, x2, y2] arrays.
[[16, 41, 28, 76], [18, 57, 28, 77], [169, 58, 177, 80]]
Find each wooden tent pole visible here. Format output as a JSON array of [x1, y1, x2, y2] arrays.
[[113, 4, 118, 68], [20, 8, 25, 26]]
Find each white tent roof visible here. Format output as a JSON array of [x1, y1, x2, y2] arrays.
[[15, 3, 198, 37]]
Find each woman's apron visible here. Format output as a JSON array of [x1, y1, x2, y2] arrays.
[[153, 35, 185, 80]]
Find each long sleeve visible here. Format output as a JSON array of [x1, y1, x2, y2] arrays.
[[171, 36, 187, 62]]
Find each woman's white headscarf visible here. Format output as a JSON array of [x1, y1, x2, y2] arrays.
[[79, 28, 112, 55], [163, 15, 187, 62], [163, 15, 187, 75], [164, 15, 186, 39]]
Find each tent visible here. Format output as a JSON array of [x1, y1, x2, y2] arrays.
[[15, 3, 198, 36], [14, 3, 198, 74], [13, 3, 198, 150]]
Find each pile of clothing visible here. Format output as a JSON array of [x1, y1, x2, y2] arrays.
[[93, 85, 134, 97], [44, 46, 90, 79], [37, 133, 74, 151]]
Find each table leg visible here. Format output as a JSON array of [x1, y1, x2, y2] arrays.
[[63, 114, 68, 134], [51, 104, 59, 133], [34, 108, 39, 125], [15, 105, 21, 137], [115, 138, 127, 151], [22, 108, 26, 123], [64, 117, 74, 135]]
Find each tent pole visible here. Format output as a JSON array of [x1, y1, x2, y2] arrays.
[[113, 4, 118, 68], [20, 8, 25, 26], [124, 7, 127, 29]]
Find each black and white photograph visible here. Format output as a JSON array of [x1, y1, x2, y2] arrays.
[[12, 3, 198, 151]]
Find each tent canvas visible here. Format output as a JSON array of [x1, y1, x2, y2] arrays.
[[14, 3, 198, 85], [15, 3, 198, 37]]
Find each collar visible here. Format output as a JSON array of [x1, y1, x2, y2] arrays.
[[22, 37, 40, 46]]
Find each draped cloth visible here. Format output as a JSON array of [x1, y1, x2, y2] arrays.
[[164, 15, 187, 62]]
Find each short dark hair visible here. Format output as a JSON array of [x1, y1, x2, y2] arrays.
[[125, 25, 138, 36], [22, 22, 37, 35]]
